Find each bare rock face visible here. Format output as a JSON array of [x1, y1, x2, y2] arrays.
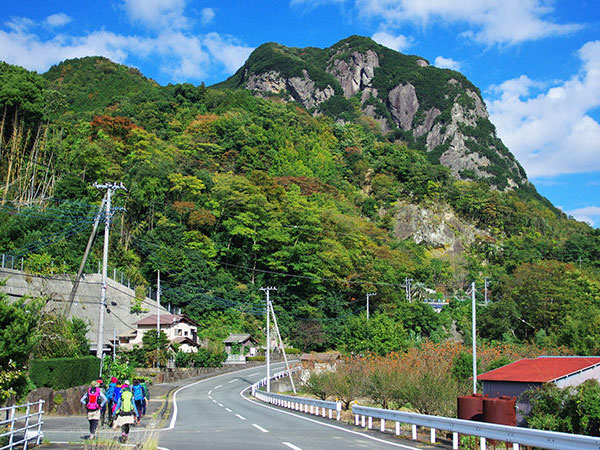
[[414, 107, 441, 137], [362, 104, 391, 134], [327, 50, 380, 98], [246, 70, 335, 110], [387, 83, 419, 130], [393, 202, 485, 254], [288, 70, 335, 110]]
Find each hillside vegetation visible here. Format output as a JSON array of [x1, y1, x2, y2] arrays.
[[0, 52, 599, 360]]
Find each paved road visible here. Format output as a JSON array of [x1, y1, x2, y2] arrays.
[[158, 363, 437, 450]]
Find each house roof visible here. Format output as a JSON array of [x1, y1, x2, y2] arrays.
[[171, 337, 199, 347], [223, 333, 256, 344], [478, 356, 600, 383], [135, 314, 197, 327]]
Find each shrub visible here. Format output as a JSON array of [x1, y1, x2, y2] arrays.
[[247, 356, 266, 362], [29, 356, 100, 390]]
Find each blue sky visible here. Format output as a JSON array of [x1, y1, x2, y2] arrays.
[[1, 0, 599, 226]]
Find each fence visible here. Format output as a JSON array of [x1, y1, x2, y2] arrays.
[[224, 354, 247, 364], [251, 368, 342, 421], [0, 400, 45, 450], [352, 404, 600, 450]]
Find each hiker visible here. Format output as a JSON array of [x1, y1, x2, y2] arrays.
[[112, 380, 139, 443], [96, 379, 108, 427], [131, 379, 146, 422], [105, 377, 118, 427], [80, 380, 107, 440], [140, 379, 149, 416]]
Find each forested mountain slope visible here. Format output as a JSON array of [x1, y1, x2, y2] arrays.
[[1, 39, 600, 355]]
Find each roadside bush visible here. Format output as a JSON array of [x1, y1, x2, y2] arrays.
[[30, 356, 100, 390], [247, 356, 266, 362], [303, 371, 331, 400]]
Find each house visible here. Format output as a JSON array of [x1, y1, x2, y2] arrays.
[[119, 314, 200, 353], [223, 333, 258, 356], [478, 356, 600, 424]]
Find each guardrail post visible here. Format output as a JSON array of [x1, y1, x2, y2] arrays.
[[336, 403, 341, 421], [361, 415, 365, 427], [355, 414, 359, 426], [395, 421, 400, 436], [480, 436, 487, 450], [36, 400, 44, 444], [322, 407, 326, 417], [368, 416, 372, 429], [430, 427, 436, 443], [411, 424, 417, 440], [380, 418, 385, 432], [512, 443, 519, 450], [329, 408, 332, 419], [453, 432, 459, 449]]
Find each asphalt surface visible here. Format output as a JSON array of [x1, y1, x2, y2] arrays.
[[40, 364, 447, 450]]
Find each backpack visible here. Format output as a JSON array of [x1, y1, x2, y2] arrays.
[[121, 390, 134, 414], [113, 385, 122, 402], [87, 387, 100, 411], [132, 384, 144, 401]]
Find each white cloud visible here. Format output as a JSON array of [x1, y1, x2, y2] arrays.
[[566, 207, 600, 226], [434, 56, 460, 70], [203, 33, 254, 74], [45, 13, 72, 28], [371, 31, 411, 52], [354, 0, 581, 45], [122, 0, 189, 30], [487, 40, 600, 178], [0, 18, 253, 82], [200, 8, 215, 26]]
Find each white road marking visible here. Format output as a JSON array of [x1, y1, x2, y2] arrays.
[[252, 423, 269, 433], [240, 386, 419, 449], [208, 390, 212, 395], [215, 384, 223, 389], [228, 379, 237, 383], [236, 414, 246, 420], [225, 408, 232, 412], [208, 395, 212, 399], [218, 403, 224, 407], [163, 361, 289, 431], [249, 372, 260, 377], [283, 443, 303, 450], [212, 399, 217, 403]]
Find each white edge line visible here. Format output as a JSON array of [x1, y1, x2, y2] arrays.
[[240, 386, 419, 449], [252, 423, 269, 433], [283, 443, 303, 450], [161, 362, 289, 431]]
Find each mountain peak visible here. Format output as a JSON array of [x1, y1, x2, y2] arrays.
[[217, 36, 527, 190]]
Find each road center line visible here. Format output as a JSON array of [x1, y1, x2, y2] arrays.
[[283, 443, 303, 450], [225, 408, 232, 412], [208, 390, 212, 395], [252, 423, 269, 433], [249, 372, 260, 376], [212, 399, 217, 403], [236, 414, 246, 420], [228, 379, 237, 383], [218, 403, 224, 407], [215, 384, 222, 389]]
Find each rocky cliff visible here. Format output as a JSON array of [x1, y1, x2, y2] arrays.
[[217, 36, 527, 191]]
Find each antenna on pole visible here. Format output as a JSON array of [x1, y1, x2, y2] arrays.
[[260, 286, 276, 392]]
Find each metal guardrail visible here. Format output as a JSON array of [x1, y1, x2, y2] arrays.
[[251, 369, 342, 420], [0, 400, 45, 450], [352, 404, 600, 450]]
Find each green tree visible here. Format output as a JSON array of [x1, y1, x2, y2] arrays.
[[340, 313, 407, 356]]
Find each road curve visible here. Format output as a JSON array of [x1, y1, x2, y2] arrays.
[[158, 363, 437, 450]]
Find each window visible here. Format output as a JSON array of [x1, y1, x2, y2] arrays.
[[177, 329, 182, 336]]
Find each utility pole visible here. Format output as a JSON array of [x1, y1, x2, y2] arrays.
[[366, 292, 376, 320], [94, 182, 126, 375], [65, 194, 106, 316], [260, 286, 276, 392], [157, 270, 161, 369], [269, 299, 296, 394], [405, 278, 413, 302], [472, 281, 477, 394]]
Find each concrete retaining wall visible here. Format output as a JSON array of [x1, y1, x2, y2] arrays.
[[0, 267, 168, 350]]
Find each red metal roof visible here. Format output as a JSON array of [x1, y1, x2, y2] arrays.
[[478, 357, 600, 383]]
